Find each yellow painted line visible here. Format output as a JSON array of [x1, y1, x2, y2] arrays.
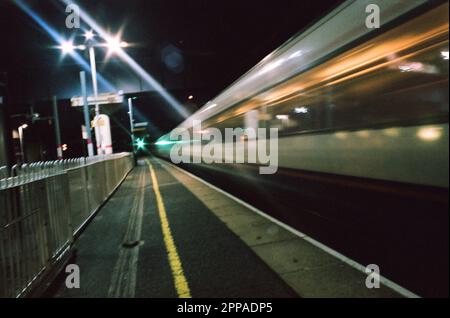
[[146, 159, 191, 298]]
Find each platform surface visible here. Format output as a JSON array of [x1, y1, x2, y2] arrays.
[[49, 157, 402, 298]]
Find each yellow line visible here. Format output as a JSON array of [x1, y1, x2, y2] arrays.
[[146, 159, 192, 298]]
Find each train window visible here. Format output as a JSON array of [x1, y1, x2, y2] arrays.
[[324, 41, 449, 131], [261, 40, 449, 135], [204, 39, 448, 136]]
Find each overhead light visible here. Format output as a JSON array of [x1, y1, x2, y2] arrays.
[[106, 36, 127, 53], [294, 107, 308, 114], [441, 51, 449, 60], [20, 124, 28, 129], [383, 128, 400, 137], [398, 62, 424, 73], [356, 130, 370, 138], [60, 40, 75, 54], [84, 30, 94, 40], [276, 115, 289, 120], [188, 95, 194, 100], [334, 132, 348, 140], [417, 126, 443, 141]]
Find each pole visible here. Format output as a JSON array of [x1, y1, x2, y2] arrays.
[[52, 96, 63, 160], [88, 46, 100, 116], [128, 98, 135, 152], [89, 46, 103, 154], [18, 126, 25, 163], [80, 71, 94, 157]]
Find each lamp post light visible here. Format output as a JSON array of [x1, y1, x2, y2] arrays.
[[84, 30, 94, 41], [59, 31, 128, 155], [59, 32, 129, 115], [18, 124, 28, 163]]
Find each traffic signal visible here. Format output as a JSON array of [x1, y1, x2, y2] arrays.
[[135, 137, 146, 150]]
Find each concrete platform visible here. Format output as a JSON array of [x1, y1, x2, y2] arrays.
[[48, 157, 408, 298]]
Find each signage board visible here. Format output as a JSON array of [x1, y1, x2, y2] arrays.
[[71, 92, 124, 107]]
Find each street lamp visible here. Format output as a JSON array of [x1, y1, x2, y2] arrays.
[[84, 30, 94, 41], [59, 31, 128, 116], [61, 40, 75, 54], [60, 40, 86, 55], [18, 124, 28, 163], [59, 31, 128, 156], [105, 36, 128, 54]]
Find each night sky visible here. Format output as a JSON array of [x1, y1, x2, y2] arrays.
[[0, 0, 342, 157]]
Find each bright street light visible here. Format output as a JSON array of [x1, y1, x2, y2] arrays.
[[60, 40, 75, 54], [58, 32, 128, 156], [58, 32, 128, 117], [60, 41, 86, 53], [294, 107, 308, 114], [106, 36, 128, 53], [84, 30, 94, 40]]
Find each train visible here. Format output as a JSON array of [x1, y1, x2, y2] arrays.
[[154, 0, 449, 297]]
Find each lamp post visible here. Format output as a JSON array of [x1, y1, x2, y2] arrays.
[[80, 71, 94, 157], [128, 97, 135, 152], [88, 45, 100, 116], [18, 124, 28, 163], [59, 31, 128, 155], [82, 31, 128, 117], [52, 96, 63, 159]]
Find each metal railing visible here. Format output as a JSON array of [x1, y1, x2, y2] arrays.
[[0, 153, 134, 297]]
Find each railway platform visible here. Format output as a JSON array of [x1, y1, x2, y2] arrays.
[[47, 157, 408, 298]]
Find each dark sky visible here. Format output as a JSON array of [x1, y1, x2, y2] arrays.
[[1, 0, 342, 98], [0, 0, 342, 147]]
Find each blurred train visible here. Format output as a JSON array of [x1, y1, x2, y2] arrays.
[[154, 0, 449, 297]]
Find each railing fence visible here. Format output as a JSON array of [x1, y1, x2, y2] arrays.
[[0, 153, 134, 297]]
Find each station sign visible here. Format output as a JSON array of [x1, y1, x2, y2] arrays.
[[71, 92, 124, 107]]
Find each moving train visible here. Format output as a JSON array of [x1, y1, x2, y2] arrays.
[[154, 0, 449, 297]]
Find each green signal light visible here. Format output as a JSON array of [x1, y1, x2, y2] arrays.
[[135, 138, 146, 150]]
